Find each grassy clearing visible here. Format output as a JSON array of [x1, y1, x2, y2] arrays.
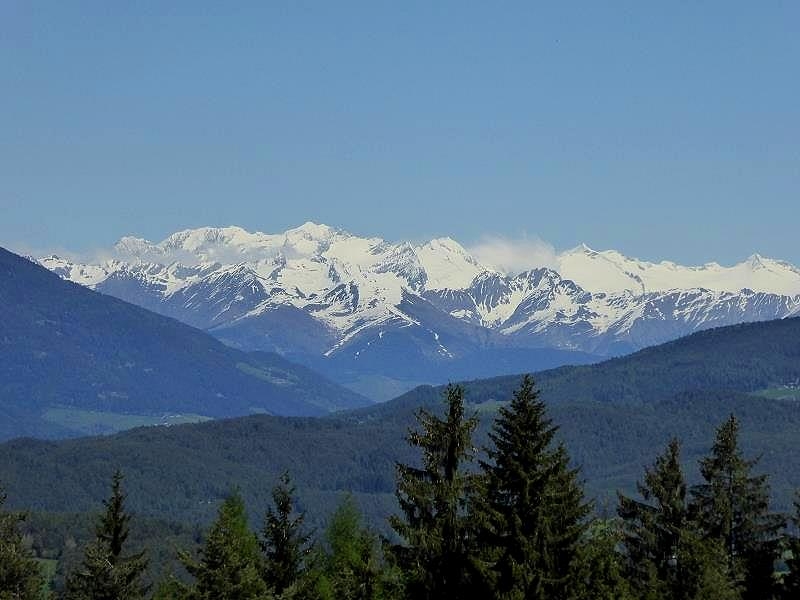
[[42, 407, 211, 436], [236, 362, 298, 386], [751, 387, 800, 401]]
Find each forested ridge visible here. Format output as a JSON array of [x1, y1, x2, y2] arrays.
[[4, 378, 800, 599], [3, 316, 800, 523], [2, 315, 800, 597], [4, 391, 800, 532], [386, 314, 800, 408]]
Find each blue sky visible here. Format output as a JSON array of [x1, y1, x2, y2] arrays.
[[2, 2, 798, 265]]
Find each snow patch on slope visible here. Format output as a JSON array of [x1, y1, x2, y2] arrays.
[[39, 223, 800, 360], [557, 245, 800, 296], [414, 237, 485, 290]]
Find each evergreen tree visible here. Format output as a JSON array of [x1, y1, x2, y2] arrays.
[[0, 486, 46, 600], [689, 414, 784, 600], [568, 519, 636, 600], [476, 374, 590, 599], [64, 470, 148, 600], [619, 438, 740, 600], [151, 576, 191, 600], [180, 492, 269, 600], [261, 472, 313, 596], [315, 495, 400, 600], [388, 384, 480, 600], [618, 438, 688, 596], [674, 531, 741, 600]]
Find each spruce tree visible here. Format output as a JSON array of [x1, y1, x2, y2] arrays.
[[64, 470, 148, 600], [675, 531, 741, 600], [689, 414, 784, 600], [388, 384, 480, 600], [618, 437, 739, 600], [180, 492, 268, 600], [569, 519, 636, 600], [476, 374, 590, 599], [261, 472, 313, 596], [0, 486, 46, 600], [618, 438, 688, 595], [315, 495, 399, 600]]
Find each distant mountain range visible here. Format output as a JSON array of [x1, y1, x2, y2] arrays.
[[2, 315, 799, 532], [38, 223, 800, 395], [0, 247, 370, 441]]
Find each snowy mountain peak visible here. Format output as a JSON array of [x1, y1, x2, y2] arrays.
[[114, 236, 161, 259], [556, 246, 800, 296], [37, 224, 800, 366], [570, 242, 596, 255], [415, 237, 484, 290], [423, 236, 472, 255], [286, 221, 340, 240], [42, 225, 800, 299], [160, 226, 262, 253]]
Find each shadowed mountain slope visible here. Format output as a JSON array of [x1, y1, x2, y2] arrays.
[[0, 247, 371, 440]]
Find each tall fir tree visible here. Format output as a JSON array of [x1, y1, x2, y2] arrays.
[[568, 519, 636, 600], [180, 491, 269, 600], [388, 384, 480, 600], [314, 494, 400, 600], [261, 472, 313, 596], [0, 485, 46, 600], [476, 374, 590, 599], [64, 470, 148, 600], [689, 414, 784, 600], [673, 531, 741, 600], [618, 438, 688, 596], [618, 438, 739, 600]]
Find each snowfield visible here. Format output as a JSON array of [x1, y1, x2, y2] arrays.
[[39, 222, 800, 360]]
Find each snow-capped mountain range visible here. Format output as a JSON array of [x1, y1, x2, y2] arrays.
[[37, 223, 800, 394]]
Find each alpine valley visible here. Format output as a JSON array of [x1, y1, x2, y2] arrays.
[[38, 223, 800, 399]]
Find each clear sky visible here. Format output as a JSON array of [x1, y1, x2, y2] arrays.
[[2, 2, 798, 265]]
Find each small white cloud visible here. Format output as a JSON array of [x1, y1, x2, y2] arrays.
[[468, 234, 558, 275]]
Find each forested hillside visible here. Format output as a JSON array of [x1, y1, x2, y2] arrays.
[[396, 314, 800, 408], [2, 316, 799, 525], [2, 315, 800, 598], [3, 380, 800, 599], [3, 389, 800, 529], [0, 248, 371, 440]]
